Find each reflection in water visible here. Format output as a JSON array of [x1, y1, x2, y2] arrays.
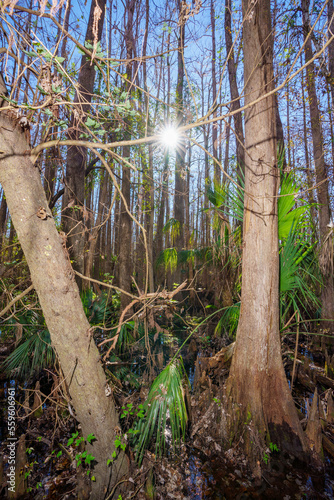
[[185, 454, 222, 499]]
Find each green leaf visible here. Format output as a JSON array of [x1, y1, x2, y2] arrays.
[[86, 434, 96, 443], [133, 358, 190, 465]]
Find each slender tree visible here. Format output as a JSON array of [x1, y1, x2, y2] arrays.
[[118, 0, 136, 309], [173, 0, 187, 284], [225, 0, 245, 177], [302, 0, 334, 332], [210, 0, 220, 183], [62, 0, 106, 287]]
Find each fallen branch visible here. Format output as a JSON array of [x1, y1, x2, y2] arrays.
[[99, 281, 188, 360]]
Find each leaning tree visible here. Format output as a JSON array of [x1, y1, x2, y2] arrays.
[[0, 109, 128, 498]]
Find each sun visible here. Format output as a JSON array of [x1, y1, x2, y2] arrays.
[[160, 126, 180, 149]]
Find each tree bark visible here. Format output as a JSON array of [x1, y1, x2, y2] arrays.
[[226, 0, 307, 465], [328, 0, 334, 108], [0, 191, 7, 258], [173, 0, 186, 285], [63, 0, 106, 288], [85, 170, 109, 283], [0, 111, 128, 498], [210, 0, 219, 184], [225, 0, 245, 177], [118, 0, 135, 310], [302, 0, 334, 331]]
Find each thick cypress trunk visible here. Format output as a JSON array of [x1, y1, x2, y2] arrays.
[[226, 0, 307, 465], [0, 111, 128, 499]]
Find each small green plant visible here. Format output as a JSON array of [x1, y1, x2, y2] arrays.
[[121, 403, 145, 420], [107, 435, 127, 466], [75, 451, 95, 467], [24, 460, 37, 480], [263, 442, 280, 464], [269, 442, 279, 453], [65, 432, 96, 481], [200, 335, 211, 346], [245, 411, 252, 425], [213, 397, 221, 407], [67, 431, 85, 447], [121, 403, 134, 418]]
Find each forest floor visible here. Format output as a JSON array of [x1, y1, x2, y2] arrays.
[[1, 324, 334, 499]]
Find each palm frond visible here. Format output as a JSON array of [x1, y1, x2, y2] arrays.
[[155, 248, 178, 273], [207, 178, 244, 223], [278, 174, 309, 240], [133, 358, 190, 465], [81, 290, 115, 326], [279, 223, 320, 326], [163, 218, 181, 246], [215, 302, 240, 338], [2, 330, 54, 380]]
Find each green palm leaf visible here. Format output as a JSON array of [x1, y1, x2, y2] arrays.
[[278, 174, 308, 240], [2, 330, 54, 380], [133, 358, 190, 465]]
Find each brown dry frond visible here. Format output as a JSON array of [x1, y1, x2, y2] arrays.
[[91, 0, 103, 63], [178, 0, 202, 26], [2, 0, 65, 15]]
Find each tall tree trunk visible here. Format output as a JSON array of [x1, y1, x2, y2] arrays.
[[142, 0, 155, 293], [173, 0, 186, 284], [204, 127, 210, 247], [43, 135, 57, 203], [63, 0, 106, 289], [0, 111, 128, 499], [118, 0, 135, 310], [302, 0, 334, 331], [0, 191, 7, 258], [226, 0, 307, 466], [328, 0, 334, 108], [85, 170, 109, 283], [286, 80, 292, 167], [275, 95, 287, 170], [105, 181, 113, 276], [301, 66, 317, 236], [225, 0, 245, 177], [210, 0, 219, 184]]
